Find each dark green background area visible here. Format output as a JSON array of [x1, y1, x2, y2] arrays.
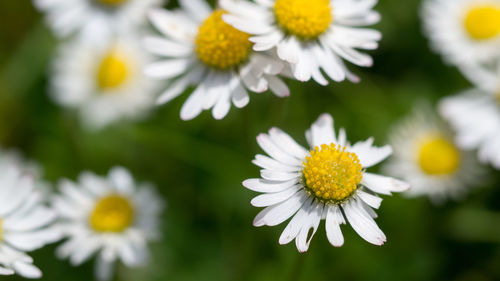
[[1, 0, 499, 280]]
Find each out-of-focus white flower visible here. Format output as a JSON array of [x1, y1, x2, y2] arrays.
[[383, 107, 485, 203], [50, 33, 159, 130], [440, 61, 500, 169], [244, 113, 409, 252], [422, 0, 500, 66], [34, 0, 165, 41], [145, 0, 290, 120], [0, 165, 60, 279], [53, 167, 164, 281]]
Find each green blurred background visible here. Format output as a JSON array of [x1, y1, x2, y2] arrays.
[[1, 0, 500, 280]]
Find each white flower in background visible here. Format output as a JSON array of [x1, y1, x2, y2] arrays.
[[50, 33, 159, 130], [421, 0, 500, 66], [145, 0, 289, 121], [34, 0, 164, 41], [383, 107, 484, 203], [53, 167, 164, 281], [243, 114, 409, 252], [221, 0, 381, 85], [0, 165, 60, 278], [439, 62, 500, 169]]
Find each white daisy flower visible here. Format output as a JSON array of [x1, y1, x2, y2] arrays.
[[383, 107, 484, 203], [439, 62, 500, 169], [221, 0, 381, 85], [0, 165, 61, 279], [53, 167, 164, 281], [50, 33, 159, 129], [422, 0, 500, 66], [243, 113, 409, 252], [34, 0, 164, 40], [145, 0, 290, 121]]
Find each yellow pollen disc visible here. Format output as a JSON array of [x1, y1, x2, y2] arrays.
[[303, 143, 363, 203], [417, 136, 460, 175], [274, 0, 332, 40], [97, 0, 127, 6], [195, 10, 252, 70], [0, 218, 3, 241], [96, 50, 130, 90], [89, 195, 134, 233], [463, 5, 500, 40]]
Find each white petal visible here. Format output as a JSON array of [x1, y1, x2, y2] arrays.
[[361, 173, 410, 195], [243, 178, 298, 193], [278, 197, 314, 245], [256, 134, 302, 165], [357, 190, 382, 209], [325, 205, 345, 247], [144, 59, 191, 79], [251, 184, 300, 207], [12, 262, 41, 279], [295, 202, 324, 252], [252, 192, 308, 227], [343, 199, 385, 245], [307, 113, 336, 148], [350, 138, 392, 168]]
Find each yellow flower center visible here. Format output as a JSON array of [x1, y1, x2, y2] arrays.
[[274, 0, 333, 40], [195, 10, 252, 70], [0, 219, 3, 241], [97, 0, 127, 6], [417, 136, 460, 175], [303, 144, 363, 203], [463, 5, 500, 40], [89, 195, 134, 233], [96, 50, 130, 90]]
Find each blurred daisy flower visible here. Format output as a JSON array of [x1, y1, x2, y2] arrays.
[[221, 0, 381, 84], [439, 62, 500, 169], [49, 33, 159, 130], [422, 0, 500, 66], [34, 0, 164, 40], [145, 0, 289, 121], [53, 167, 164, 281], [0, 165, 60, 279], [243, 113, 409, 252], [383, 107, 484, 203]]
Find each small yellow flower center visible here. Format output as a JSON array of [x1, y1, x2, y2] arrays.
[[195, 10, 252, 70], [463, 5, 500, 40], [303, 144, 363, 203], [0, 219, 3, 241], [417, 136, 460, 175], [89, 195, 134, 233], [96, 50, 130, 90], [274, 0, 332, 40], [97, 0, 128, 6]]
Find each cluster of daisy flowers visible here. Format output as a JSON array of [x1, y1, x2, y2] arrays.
[[0, 146, 164, 280], [4, 0, 496, 278], [419, 0, 500, 171]]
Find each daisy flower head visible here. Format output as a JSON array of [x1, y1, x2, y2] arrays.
[[439, 61, 500, 169], [34, 0, 165, 41], [145, 0, 290, 121], [53, 167, 164, 281], [0, 165, 61, 278], [383, 107, 484, 203], [421, 0, 500, 66], [50, 32, 159, 130], [243, 114, 409, 252], [221, 0, 382, 85]]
